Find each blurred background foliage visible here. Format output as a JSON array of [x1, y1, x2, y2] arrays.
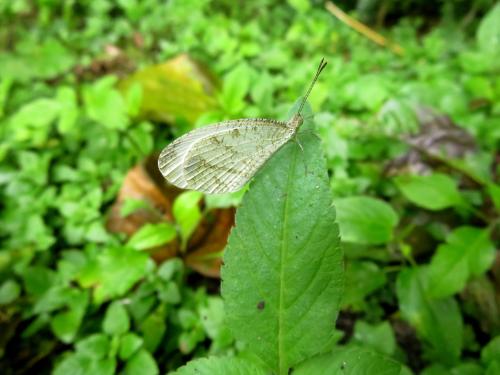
[[0, 0, 499, 374]]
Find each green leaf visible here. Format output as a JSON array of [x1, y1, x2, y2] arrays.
[[140, 305, 167, 352], [22, 266, 56, 297], [178, 327, 205, 354], [53, 352, 115, 375], [53, 353, 91, 375], [250, 71, 273, 113], [51, 302, 88, 344], [221, 102, 343, 373], [9, 98, 60, 144], [83, 76, 128, 130], [76, 334, 110, 359], [352, 321, 396, 356], [126, 121, 154, 156], [53, 290, 88, 343], [119, 333, 144, 360], [342, 261, 387, 309], [344, 75, 390, 111], [396, 266, 463, 365], [220, 63, 252, 114], [0, 279, 21, 304], [487, 183, 500, 213], [428, 227, 495, 298], [204, 188, 247, 210], [172, 356, 267, 375], [477, 3, 500, 54], [486, 361, 500, 375], [172, 191, 203, 247], [198, 297, 228, 340], [0, 77, 13, 119], [33, 286, 88, 343], [287, 0, 311, 13], [395, 173, 463, 210], [377, 99, 419, 134], [157, 258, 183, 281], [127, 222, 176, 251], [158, 281, 181, 304], [334, 196, 398, 245], [103, 301, 130, 336], [120, 198, 154, 217], [294, 346, 401, 375], [124, 349, 159, 375], [77, 246, 148, 304], [421, 364, 450, 375], [124, 82, 143, 117], [56, 86, 79, 134], [481, 336, 500, 365], [450, 363, 485, 375], [178, 309, 198, 329]]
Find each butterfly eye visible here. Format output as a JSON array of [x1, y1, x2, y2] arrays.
[[290, 114, 303, 129], [298, 114, 304, 126]]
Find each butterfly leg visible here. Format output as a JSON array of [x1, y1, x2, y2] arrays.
[[296, 136, 304, 153]]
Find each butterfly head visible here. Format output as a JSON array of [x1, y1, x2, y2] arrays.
[[289, 113, 304, 130]]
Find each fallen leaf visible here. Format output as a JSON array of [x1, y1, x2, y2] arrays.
[[107, 154, 234, 277], [119, 54, 218, 124]]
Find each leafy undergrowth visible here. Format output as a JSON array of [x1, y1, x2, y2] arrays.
[[1, 1, 500, 374]]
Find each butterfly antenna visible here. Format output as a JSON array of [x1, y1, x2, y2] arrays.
[[297, 58, 328, 115]]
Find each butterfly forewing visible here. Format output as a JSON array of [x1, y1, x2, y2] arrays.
[[158, 59, 328, 194], [158, 119, 294, 194]]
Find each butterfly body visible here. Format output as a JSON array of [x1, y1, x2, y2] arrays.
[[158, 59, 326, 194]]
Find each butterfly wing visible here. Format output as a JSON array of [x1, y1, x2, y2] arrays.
[[158, 119, 294, 194]]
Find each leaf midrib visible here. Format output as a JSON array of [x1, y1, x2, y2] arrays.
[[278, 144, 298, 375]]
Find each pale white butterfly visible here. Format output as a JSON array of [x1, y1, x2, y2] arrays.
[[158, 59, 327, 194]]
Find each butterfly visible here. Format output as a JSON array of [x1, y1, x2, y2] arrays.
[[158, 58, 327, 194]]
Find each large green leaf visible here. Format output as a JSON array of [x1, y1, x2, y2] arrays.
[[395, 173, 463, 211], [221, 102, 343, 374], [171, 356, 267, 375], [293, 346, 401, 375], [397, 267, 463, 365], [335, 196, 398, 245], [428, 227, 495, 298]]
